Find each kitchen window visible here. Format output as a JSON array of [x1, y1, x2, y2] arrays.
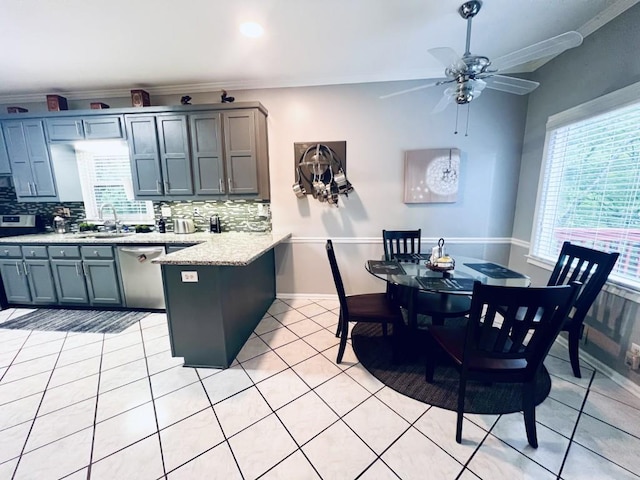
[[75, 141, 154, 223], [531, 82, 640, 288]]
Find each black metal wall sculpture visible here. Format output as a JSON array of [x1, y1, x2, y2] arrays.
[[292, 141, 353, 206]]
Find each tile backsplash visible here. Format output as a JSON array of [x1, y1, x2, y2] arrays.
[[0, 184, 271, 233], [154, 200, 271, 233]]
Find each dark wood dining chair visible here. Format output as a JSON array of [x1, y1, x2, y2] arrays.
[[426, 281, 580, 448], [382, 229, 471, 327], [545, 241, 619, 377], [326, 239, 403, 364]]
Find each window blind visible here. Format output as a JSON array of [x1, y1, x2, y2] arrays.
[[532, 96, 640, 287], [76, 148, 154, 223]]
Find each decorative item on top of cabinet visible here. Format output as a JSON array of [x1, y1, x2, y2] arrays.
[[46, 95, 68, 111], [292, 141, 352, 206], [131, 89, 151, 107], [7, 107, 28, 113], [404, 148, 460, 204], [180, 96, 192, 105], [90, 102, 110, 109], [221, 90, 235, 103]]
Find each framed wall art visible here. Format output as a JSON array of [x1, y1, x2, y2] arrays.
[[404, 148, 460, 203]]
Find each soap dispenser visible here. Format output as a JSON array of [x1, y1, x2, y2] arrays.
[[209, 215, 221, 233]]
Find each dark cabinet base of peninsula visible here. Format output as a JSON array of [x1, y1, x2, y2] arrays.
[[161, 250, 275, 368]]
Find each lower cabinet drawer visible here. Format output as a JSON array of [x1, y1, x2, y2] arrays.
[[22, 246, 49, 259], [48, 246, 81, 259], [0, 245, 22, 258], [81, 246, 114, 259]]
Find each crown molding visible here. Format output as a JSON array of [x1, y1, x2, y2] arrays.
[[0, 69, 440, 105]]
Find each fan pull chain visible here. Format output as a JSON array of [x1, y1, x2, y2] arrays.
[[454, 104, 460, 135], [465, 103, 471, 137]]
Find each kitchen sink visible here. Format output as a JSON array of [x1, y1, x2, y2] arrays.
[[75, 232, 136, 239]]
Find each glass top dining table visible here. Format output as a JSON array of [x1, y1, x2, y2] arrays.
[[365, 255, 530, 295]]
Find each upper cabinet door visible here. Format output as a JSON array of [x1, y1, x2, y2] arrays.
[[223, 110, 258, 195], [46, 118, 85, 141], [83, 116, 125, 140], [125, 115, 164, 197], [24, 121, 57, 197], [190, 112, 225, 195], [157, 115, 193, 196], [46, 116, 124, 141], [3, 120, 57, 198], [0, 127, 12, 175]]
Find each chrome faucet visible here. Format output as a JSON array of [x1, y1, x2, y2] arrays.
[[99, 203, 120, 232]]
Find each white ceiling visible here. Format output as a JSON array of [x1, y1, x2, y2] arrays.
[[0, 0, 636, 103]]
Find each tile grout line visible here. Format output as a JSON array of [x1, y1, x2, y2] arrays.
[[85, 331, 107, 480]]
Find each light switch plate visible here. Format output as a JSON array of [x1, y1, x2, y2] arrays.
[[161, 206, 172, 217], [181, 271, 198, 282]]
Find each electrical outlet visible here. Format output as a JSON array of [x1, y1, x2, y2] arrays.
[[193, 207, 200, 215], [161, 206, 172, 217], [631, 343, 640, 355]]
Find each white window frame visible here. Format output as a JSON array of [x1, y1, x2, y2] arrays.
[[75, 141, 155, 224], [530, 81, 640, 292]]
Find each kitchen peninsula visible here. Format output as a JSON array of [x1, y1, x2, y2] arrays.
[[0, 231, 290, 368], [154, 232, 291, 368]]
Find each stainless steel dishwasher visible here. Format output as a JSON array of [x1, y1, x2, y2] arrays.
[[117, 246, 166, 309]]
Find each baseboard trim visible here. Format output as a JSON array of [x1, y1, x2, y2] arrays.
[[554, 336, 640, 399], [277, 293, 338, 301]]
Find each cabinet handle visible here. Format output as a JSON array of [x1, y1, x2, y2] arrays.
[[15, 262, 21, 276], [3, 249, 8, 256], [31, 182, 37, 195], [75, 262, 81, 276], [157, 180, 162, 194], [219, 178, 224, 193], [77, 122, 83, 136], [22, 261, 28, 275], [164, 181, 170, 193], [27, 182, 33, 195], [30, 250, 35, 256], [60, 250, 66, 256], [228, 178, 232, 192], [82, 262, 88, 277], [93, 250, 99, 256]]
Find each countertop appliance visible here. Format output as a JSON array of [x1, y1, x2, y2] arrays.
[[0, 214, 44, 237], [117, 246, 166, 309], [209, 215, 221, 233], [173, 218, 196, 234]]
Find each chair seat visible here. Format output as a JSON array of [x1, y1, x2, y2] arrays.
[[347, 293, 401, 322], [430, 326, 528, 373]]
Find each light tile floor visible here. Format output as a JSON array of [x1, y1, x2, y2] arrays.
[[0, 299, 639, 479]]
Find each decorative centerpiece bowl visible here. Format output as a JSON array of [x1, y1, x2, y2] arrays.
[[426, 256, 455, 272]]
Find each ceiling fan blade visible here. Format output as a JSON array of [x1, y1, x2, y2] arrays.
[[432, 92, 453, 113], [491, 31, 583, 72], [379, 80, 442, 99], [428, 47, 467, 74], [483, 75, 540, 95]]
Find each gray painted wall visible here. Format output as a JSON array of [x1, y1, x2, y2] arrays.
[[511, 3, 640, 386]]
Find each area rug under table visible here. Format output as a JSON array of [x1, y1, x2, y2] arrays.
[[351, 322, 552, 414], [0, 309, 150, 334]]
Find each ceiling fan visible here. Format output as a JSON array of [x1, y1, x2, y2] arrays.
[[381, 0, 583, 115]]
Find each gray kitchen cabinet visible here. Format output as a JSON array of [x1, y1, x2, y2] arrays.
[[223, 110, 259, 195], [190, 112, 224, 195], [50, 259, 89, 304], [2, 119, 57, 199], [0, 128, 11, 175], [156, 114, 194, 196], [125, 115, 164, 197], [126, 113, 193, 198], [0, 245, 57, 305], [125, 105, 269, 200], [49, 245, 122, 306], [0, 259, 31, 303], [24, 259, 58, 303], [46, 116, 125, 142], [83, 259, 122, 305]]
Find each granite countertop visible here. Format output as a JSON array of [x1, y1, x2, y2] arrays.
[[0, 231, 292, 266], [153, 232, 291, 266]]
